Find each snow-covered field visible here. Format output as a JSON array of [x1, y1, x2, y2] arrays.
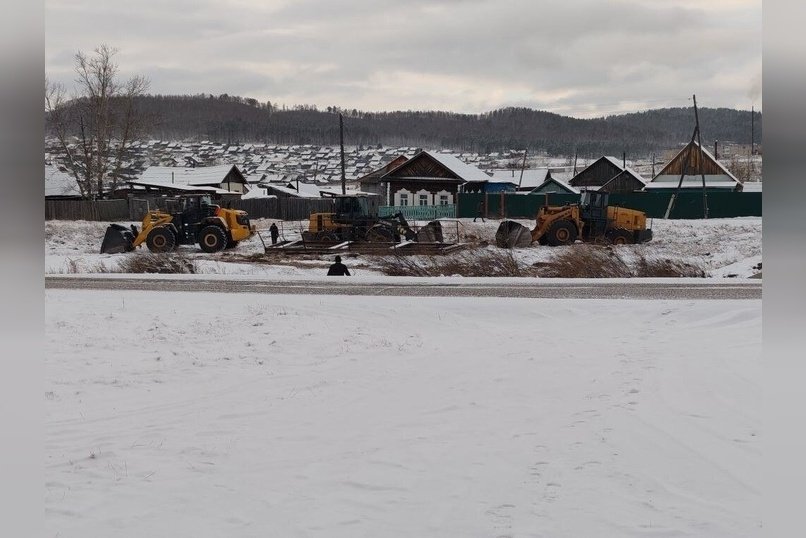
[[45, 216, 762, 278], [44, 214, 763, 535], [45, 290, 761, 537]]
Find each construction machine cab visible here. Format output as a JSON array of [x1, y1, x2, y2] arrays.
[[332, 195, 378, 220], [579, 190, 609, 239]]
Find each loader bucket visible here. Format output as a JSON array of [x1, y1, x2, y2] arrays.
[[495, 220, 533, 248], [100, 224, 135, 254], [416, 220, 444, 243]]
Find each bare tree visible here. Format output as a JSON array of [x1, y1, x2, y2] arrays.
[[45, 45, 150, 199]]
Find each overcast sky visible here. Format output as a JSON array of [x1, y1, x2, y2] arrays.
[[45, 0, 761, 118]]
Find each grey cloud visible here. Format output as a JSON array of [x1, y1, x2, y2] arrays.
[[45, 0, 761, 117]]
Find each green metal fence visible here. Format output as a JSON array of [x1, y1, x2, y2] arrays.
[[380, 204, 457, 220], [457, 192, 761, 219]]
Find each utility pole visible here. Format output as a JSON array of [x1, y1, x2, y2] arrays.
[[751, 105, 755, 156], [693, 94, 709, 219], [664, 94, 708, 219], [517, 149, 528, 189], [339, 113, 347, 195]]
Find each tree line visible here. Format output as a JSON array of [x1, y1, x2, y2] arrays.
[[131, 94, 761, 158]]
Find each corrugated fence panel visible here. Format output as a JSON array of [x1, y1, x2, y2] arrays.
[[47, 193, 758, 221], [224, 197, 335, 220], [457, 192, 762, 219], [45, 199, 129, 221]]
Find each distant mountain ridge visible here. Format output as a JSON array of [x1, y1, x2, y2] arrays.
[[74, 94, 764, 158]]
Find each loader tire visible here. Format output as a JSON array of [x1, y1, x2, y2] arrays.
[[316, 231, 339, 242], [366, 225, 395, 242], [146, 226, 177, 253], [608, 229, 633, 245], [546, 220, 578, 246], [198, 225, 228, 253]]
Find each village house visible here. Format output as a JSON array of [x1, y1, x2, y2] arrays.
[[379, 150, 491, 207], [356, 155, 408, 205]]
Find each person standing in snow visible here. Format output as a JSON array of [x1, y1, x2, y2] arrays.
[[327, 255, 350, 276], [474, 200, 486, 222], [269, 222, 279, 245]]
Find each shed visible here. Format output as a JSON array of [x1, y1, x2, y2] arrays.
[[45, 165, 83, 199], [598, 168, 647, 193], [529, 175, 580, 195], [569, 156, 630, 191], [644, 141, 742, 191], [136, 164, 248, 194]]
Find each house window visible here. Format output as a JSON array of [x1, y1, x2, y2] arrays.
[[439, 195, 449, 206], [399, 193, 409, 206], [419, 194, 429, 206]]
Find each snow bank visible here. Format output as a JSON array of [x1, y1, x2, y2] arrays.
[[45, 217, 762, 278], [46, 290, 761, 537]]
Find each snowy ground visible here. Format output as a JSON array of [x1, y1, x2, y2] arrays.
[[45, 216, 762, 278], [44, 215, 763, 536], [45, 290, 761, 537]]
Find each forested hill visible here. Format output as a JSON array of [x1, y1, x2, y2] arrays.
[[130, 95, 761, 157]]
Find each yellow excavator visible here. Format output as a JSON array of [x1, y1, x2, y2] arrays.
[[496, 191, 652, 248], [100, 195, 255, 254]]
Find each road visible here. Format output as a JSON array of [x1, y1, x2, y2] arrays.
[[45, 276, 762, 300]]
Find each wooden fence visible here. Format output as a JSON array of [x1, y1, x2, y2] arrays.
[[45, 199, 130, 221], [45, 196, 337, 222], [221, 197, 336, 220]]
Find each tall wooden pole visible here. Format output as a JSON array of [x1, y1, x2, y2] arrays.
[[517, 149, 528, 189], [693, 95, 709, 218], [664, 96, 699, 219], [339, 113, 346, 195]]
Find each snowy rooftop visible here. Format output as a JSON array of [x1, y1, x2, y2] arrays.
[[423, 151, 492, 182], [45, 165, 82, 198], [138, 165, 241, 186]]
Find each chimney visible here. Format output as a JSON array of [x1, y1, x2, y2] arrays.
[[622, 152, 626, 169], [714, 140, 719, 160]]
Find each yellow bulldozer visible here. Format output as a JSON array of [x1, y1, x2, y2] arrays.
[[496, 191, 652, 248], [100, 194, 255, 254], [302, 194, 444, 243]]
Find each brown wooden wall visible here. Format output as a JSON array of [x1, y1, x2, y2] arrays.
[[658, 144, 726, 176], [388, 154, 459, 179], [569, 158, 622, 187], [599, 172, 645, 193]]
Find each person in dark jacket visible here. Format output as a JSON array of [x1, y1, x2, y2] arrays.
[[473, 200, 486, 222], [269, 223, 279, 245], [327, 255, 351, 276]]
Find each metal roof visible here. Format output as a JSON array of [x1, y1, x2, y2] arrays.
[[138, 164, 244, 187], [128, 180, 233, 194], [45, 165, 82, 197], [425, 151, 492, 181]]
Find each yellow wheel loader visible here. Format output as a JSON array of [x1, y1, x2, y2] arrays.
[[100, 195, 256, 254], [496, 191, 652, 248], [302, 194, 444, 243]]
